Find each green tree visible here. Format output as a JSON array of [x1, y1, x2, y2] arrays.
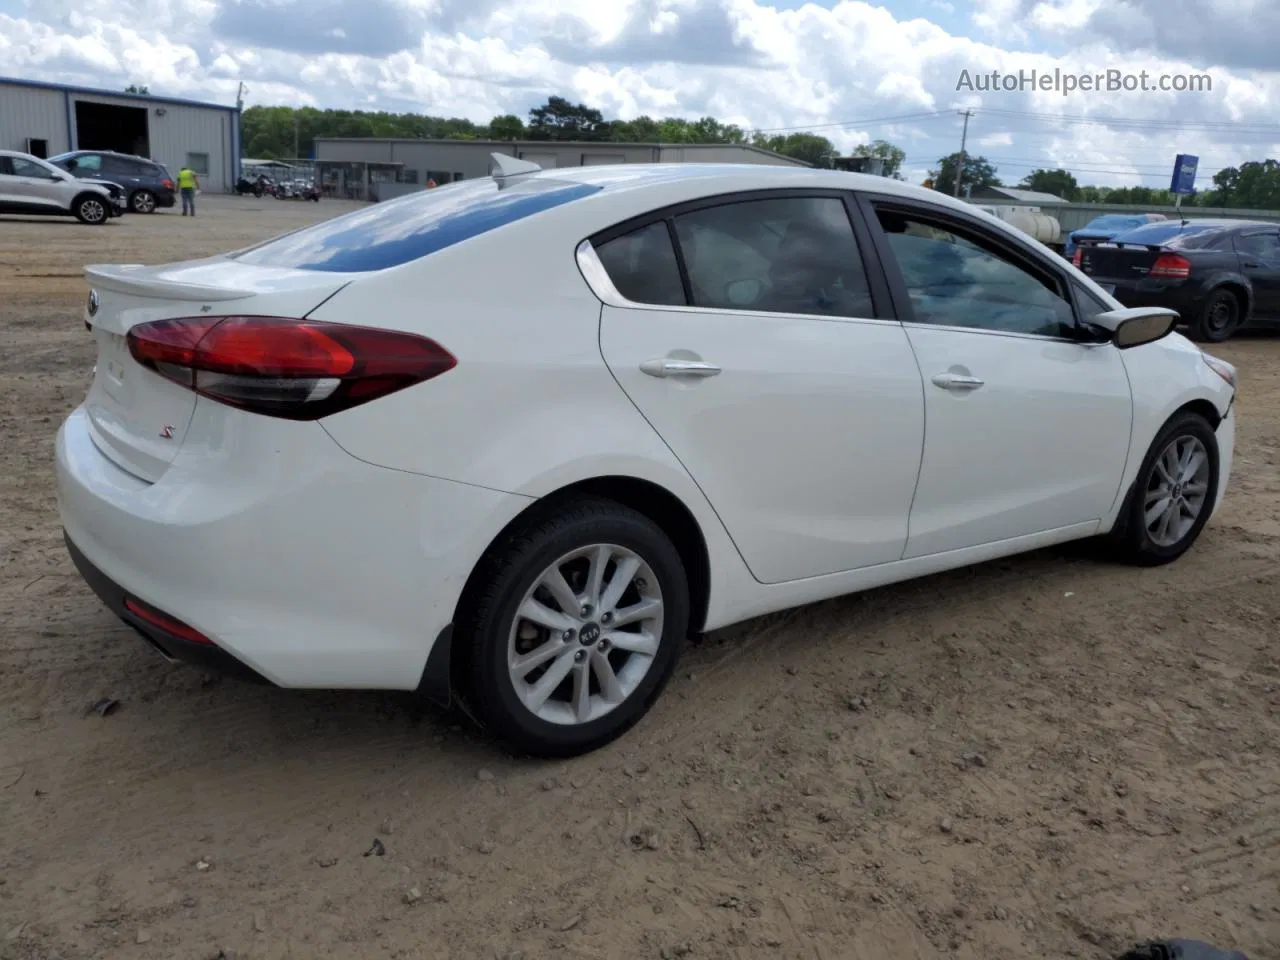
[[850, 140, 906, 179], [928, 152, 1001, 194], [1018, 168, 1078, 201], [125, 84, 150, 94], [527, 96, 607, 141], [488, 114, 525, 140], [753, 132, 838, 168], [1204, 160, 1280, 209]]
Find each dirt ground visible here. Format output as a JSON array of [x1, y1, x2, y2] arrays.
[[1, 196, 1279, 960]]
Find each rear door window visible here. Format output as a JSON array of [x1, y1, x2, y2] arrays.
[[672, 196, 873, 317], [234, 177, 602, 273], [102, 156, 141, 176], [1235, 232, 1280, 260]]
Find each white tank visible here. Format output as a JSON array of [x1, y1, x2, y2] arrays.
[[1004, 209, 1062, 245]]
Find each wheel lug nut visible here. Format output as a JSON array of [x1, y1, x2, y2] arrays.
[[562, 629, 575, 642], [580, 604, 592, 617], [601, 612, 613, 624], [598, 640, 610, 652], [574, 650, 586, 663]]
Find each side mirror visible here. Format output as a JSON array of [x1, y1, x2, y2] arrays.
[[1087, 307, 1179, 349]]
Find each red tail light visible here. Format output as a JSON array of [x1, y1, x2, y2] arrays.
[[162, 179, 174, 190], [124, 596, 212, 646], [1149, 253, 1191, 279], [1072, 248, 1083, 268], [127, 316, 456, 420]]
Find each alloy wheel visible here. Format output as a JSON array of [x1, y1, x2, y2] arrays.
[[1144, 435, 1211, 547], [133, 191, 156, 213], [80, 200, 106, 223], [507, 543, 664, 726]]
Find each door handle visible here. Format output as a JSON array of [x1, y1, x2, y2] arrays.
[[640, 358, 722, 379], [931, 373, 985, 391], [1243, 260, 1261, 268]]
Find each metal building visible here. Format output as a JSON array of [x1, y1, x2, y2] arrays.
[[0, 77, 240, 192], [314, 137, 807, 200]]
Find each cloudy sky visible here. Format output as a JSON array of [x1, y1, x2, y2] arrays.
[[1, 0, 1277, 187]]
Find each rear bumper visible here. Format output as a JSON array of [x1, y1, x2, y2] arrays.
[[56, 403, 532, 689], [155, 192, 176, 208], [64, 533, 270, 683]]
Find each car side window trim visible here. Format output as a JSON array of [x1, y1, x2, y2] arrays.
[[854, 192, 1084, 343], [582, 188, 897, 322]]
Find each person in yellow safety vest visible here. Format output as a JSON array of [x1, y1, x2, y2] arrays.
[[178, 166, 200, 217]]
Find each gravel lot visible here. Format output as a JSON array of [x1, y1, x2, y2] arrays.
[[2, 195, 1279, 960]]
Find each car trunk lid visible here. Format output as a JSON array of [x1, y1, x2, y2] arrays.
[[82, 258, 353, 483], [1078, 242, 1171, 280]]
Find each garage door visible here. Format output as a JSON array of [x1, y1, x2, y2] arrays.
[[582, 154, 626, 165], [518, 152, 559, 168]]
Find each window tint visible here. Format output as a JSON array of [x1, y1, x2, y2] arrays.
[[11, 157, 57, 179], [102, 156, 141, 175], [673, 197, 873, 317], [1235, 232, 1280, 260], [876, 210, 1075, 338], [594, 221, 687, 306], [0, 157, 12, 176], [234, 176, 602, 273]]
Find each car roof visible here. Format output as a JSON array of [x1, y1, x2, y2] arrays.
[[54, 149, 154, 161], [522, 162, 962, 208]]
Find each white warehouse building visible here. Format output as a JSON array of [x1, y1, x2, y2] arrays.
[[0, 77, 241, 192]]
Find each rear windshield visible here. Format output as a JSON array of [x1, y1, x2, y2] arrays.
[[1110, 221, 1223, 249], [232, 177, 602, 273]]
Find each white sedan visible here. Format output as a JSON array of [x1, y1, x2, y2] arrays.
[[56, 157, 1237, 757]]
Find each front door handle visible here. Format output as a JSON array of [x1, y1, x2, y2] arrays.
[[931, 373, 985, 391], [640, 358, 722, 379]]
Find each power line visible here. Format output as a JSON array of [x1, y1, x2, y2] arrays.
[[751, 109, 954, 134], [976, 107, 1280, 135]]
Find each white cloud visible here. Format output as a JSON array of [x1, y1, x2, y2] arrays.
[[0, 0, 1276, 187]]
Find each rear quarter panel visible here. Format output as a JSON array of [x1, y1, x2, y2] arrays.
[[306, 187, 761, 629]]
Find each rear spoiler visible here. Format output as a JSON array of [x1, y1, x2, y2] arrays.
[[85, 263, 254, 302]]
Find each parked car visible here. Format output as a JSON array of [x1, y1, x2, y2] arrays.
[[0, 149, 125, 224], [58, 159, 1237, 757], [1064, 213, 1168, 258], [1076, 218, 1280, 342], [49, 150, 176, 214]]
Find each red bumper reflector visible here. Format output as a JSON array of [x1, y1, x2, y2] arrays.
[[124, 597, 213, 646]]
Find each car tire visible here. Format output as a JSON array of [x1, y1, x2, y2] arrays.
[[456, 496, 690, 758], [72, 195, 109, 225], [1190, 288, 1242, 343], [1106, 410, 1220, 566], [129, 190, 157, 214]]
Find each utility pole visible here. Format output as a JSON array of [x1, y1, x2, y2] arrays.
[[953, 109, 973, 198], [293, 115, 300, 161]]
